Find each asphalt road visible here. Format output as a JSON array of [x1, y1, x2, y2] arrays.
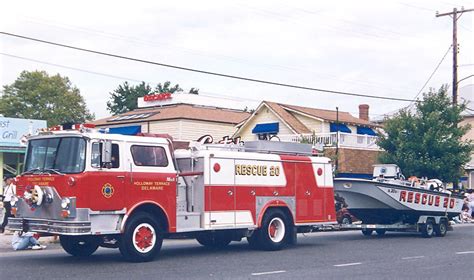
[[0, 224, 473, 280]]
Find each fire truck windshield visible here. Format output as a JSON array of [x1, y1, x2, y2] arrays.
[[24, 137, 86, 174]]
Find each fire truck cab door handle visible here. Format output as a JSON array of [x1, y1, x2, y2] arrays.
[[117, 175, 125, 179], [227, 190, 233, 196]]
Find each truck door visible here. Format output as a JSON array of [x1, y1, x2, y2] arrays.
[[88, 141, 125, 211], [125, 143, 177, 228]]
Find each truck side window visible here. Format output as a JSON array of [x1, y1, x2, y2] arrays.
[[131, 145, 168, 167], [91, 143, 120, 168]]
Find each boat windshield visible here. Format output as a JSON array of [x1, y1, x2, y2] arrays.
[[24, 137, 86, 174]]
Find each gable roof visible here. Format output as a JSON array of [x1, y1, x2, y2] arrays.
[[91, 104, 250, 126], [235, 101, 378, 136], [264, 101, 312, 134], [281, 103, 375, 127]]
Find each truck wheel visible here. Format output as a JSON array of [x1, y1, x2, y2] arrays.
[[375, 229, 386, 236], [259, 208, 290, 251], [196, 232, 231, 248], [434, 220, 448, 237], [420, 219, 435, 238], [361, 229, 373, 236], [60, 236, 99, 257], [119, 212, 163, 262], [247, 231, 261, 249]]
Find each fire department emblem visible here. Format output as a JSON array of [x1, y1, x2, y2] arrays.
[[102, 183, 114, 198]]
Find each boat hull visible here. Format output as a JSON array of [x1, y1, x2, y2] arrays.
[[334, 178, 464, 224]]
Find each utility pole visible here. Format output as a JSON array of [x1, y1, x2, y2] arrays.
[[335, 107, 339, 174], [436, 7, 474, 106]]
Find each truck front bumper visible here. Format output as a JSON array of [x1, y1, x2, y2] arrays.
[[6, 185, 125, 235], [8, 217, 91, 235]]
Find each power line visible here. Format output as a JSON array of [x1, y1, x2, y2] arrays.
[[1, 51, 406, 119], [436, 7, 474, 106], [0, 51, 389, 114], [410, 45, 452, 104], [0, 31, 414, 102], [19, 16, 418, 94], [0, 52, 144, 83], [20, 15, 421, 94], [0, 51, 374, 116]]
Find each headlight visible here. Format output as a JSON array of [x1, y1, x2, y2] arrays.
[[61, 197, 71, 209]]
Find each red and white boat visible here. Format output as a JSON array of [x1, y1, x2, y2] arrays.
[[334, 164, 464, 225]]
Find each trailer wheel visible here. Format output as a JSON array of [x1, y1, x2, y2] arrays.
[[60, 236, 99, 257], [420, 219, 435, 238], [196, 232, 231, 248], [119, 212, 163, 262], [375, 229, 386, 236], [258, 208, 290, 251], [434, 220, 448, 237], [361, 229, 373, 236]]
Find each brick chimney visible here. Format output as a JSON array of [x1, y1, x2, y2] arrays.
[[358, 104, 369, 121]]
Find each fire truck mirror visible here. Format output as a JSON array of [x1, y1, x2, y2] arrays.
[[102, 140, 113, 167]]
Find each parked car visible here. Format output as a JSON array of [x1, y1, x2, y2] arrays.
[[336, 208, 359, 224]]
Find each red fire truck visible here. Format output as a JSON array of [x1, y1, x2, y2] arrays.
[[8, 126, 336, 262]]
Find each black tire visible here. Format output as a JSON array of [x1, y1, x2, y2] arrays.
[[257, 208, 291, 251], [247, 230, 261, 249], [375, 229, 386, 236], [434, 220, 448, 237], [341, 216, 352, 225], [119, 212, 163, 262], [60, 236, 99, 257], [361, 229, 373, 236], [420, 219, 435, 238], [196, 232, 231, 248]]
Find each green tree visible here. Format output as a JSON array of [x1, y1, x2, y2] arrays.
[[0, 70, 93, 126], [107, 81, 199, 114], [106, 81, 153, 114], [377, 85, 472, 184], [155, 81, 182, 94]]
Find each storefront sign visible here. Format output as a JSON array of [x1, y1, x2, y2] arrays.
[[0, 117, 47, 147], [143, 92, 172, 102]]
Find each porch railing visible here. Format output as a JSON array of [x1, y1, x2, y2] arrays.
[[278, 132, 380, 150]]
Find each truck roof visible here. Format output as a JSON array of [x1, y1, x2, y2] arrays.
[[29, 130, 170, 145]]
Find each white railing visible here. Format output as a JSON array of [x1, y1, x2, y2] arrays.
[[278, 132, 380, 150]]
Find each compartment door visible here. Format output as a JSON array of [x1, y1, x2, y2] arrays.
[[207, 157, 236, 228]]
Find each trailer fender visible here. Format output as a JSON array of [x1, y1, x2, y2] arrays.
[[417, 215, 445, 225]]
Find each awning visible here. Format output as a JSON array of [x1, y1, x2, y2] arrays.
[[252, 122, 279, 134], [356, 126, 377, 136], [330, 123, 351, 133], [0, 147, 26, 154], [108, 125, 142, 135]]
